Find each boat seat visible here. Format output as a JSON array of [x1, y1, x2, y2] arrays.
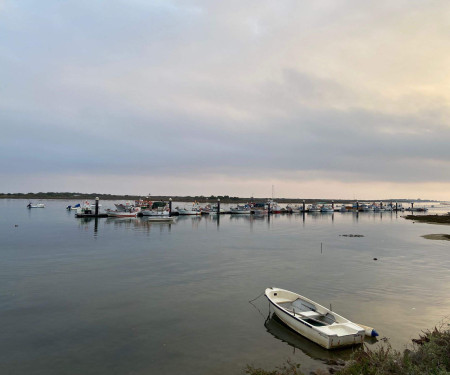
[[292, 298, 316, 312], [299, 310, 321, 318]]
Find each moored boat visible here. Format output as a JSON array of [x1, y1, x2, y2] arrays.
[[307, 204, 321, 212], [27, 203, 45, 208], [66, 203, 81, 210], [107, 209, 139, 218], [268, 200, 282, 214], [177, 203, 202, 215], [265, 287, 371, 349], [251, 202, 268, 215], [320, 205, 334, 213], [141, 201, 170, 216], [230, 204, 252, 214]]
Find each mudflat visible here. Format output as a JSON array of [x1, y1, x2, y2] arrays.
[[422, 234, 450, 241], [404, 214, 450, 225]]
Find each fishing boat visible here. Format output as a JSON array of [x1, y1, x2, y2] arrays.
[[251, 202, 268, 215], [307, 204, 321, 212], [320, 205, 334, 213], [177, 203, 202, 215], [27, 203, 45, 208], [286, 205, 303, 214], [265, 287, 376, 349], [230, 204, 252, 214], [141, 201, 170, 216], [268, 200, 282, 214], [107, 209, 139, 218]]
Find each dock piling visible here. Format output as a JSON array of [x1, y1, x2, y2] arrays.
[[95, 197, 99, 216], [169, 198, 172, 217]]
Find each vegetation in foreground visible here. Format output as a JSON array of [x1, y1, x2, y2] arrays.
[[245, 323, 450, 375]]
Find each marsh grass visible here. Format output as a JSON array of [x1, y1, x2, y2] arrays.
[[339, 324, 450, 375], [245, 321, 450, 375]]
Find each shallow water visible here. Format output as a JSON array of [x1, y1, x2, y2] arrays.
[[1, 199, 449, 374]]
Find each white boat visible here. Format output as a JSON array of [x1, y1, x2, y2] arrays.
[[265, 287, 371, 349], [107, 210, 138, 218], [320, 205, 334, 213], [177, 203, 202, 215], [230, 204, 252, 214], [141, 209, 170, 216], [27, 203, 45, 208], [114, 202, 139, 212], [268, 200, 282, 214], [202, 205, 225, 215], [106, 204, 140, 218], [308, 204, 321, 212], [286, 205, 303, 214]]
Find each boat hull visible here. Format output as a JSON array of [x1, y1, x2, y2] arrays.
[[265, 288, 364, 349], [177, 210, 201, 215], [141, 210, 170, 216], [107, 212, 138, 218]]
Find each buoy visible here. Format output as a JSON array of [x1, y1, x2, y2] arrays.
[[357, 323, 379, 337], [373, 258, 378, 261]]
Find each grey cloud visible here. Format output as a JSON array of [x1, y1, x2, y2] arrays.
[[1, 0, 450, 192]]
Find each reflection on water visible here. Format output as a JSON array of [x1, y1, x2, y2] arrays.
[[264, 313, 356, 361]]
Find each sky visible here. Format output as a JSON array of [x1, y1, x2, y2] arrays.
[[1, 0, 450, 199]]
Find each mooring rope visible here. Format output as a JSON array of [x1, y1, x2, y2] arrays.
[[248, 291, 267, 319], [248, 291, 265, 303]]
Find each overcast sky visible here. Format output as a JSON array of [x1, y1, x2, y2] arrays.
[[1, 0, 450, 199]]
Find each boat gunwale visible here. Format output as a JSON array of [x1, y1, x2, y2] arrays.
[[265, 296, 330, 339], [264, 288, 364, 341]]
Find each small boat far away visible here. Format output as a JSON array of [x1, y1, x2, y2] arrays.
[[27, 202, 45, 208], [265, 287, 377, 349]]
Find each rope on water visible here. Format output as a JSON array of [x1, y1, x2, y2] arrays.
[[248, 291, 267, 319], [248, 291, 265, 303]]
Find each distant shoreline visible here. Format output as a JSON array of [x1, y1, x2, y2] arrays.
[[0, 193, 436, 205]]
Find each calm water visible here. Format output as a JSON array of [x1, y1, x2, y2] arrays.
[[1, 199, 449, 375]]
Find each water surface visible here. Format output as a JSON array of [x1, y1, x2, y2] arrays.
[[1, 200, 449, 374]]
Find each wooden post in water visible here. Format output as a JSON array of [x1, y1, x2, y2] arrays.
[[268, 201, 271, 215], [356, 200, 359, 211], [302, 200, 305, 212], [380, 201, 383, 209], [395, 202, 398, 211], [169, 198, 172, 217], [332, 200, 334, 210], [95, 197, 99, 217], [217, 199, 220, 215], [411, 202, 414, 210]]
